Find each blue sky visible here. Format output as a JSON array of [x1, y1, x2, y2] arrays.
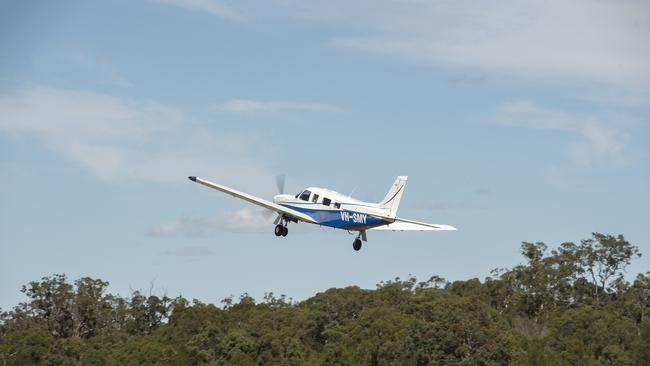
[[1, 0, 649, 309]]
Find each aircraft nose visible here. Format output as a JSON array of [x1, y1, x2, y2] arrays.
[[273, 194, 289, 204]]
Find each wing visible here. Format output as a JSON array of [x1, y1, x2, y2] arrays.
[[188, 176, 317, 224], [371, 217, 456, 231]]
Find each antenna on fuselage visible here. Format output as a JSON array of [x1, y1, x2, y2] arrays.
[[348, 186, 357, 198]]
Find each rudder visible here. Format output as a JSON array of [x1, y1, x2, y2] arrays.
[[378, 176, 407, 214]]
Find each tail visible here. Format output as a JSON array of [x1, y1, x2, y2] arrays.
[[378, 176, 408, 214]]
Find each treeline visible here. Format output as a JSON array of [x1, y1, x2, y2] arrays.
[[1, 233, 649, 365]]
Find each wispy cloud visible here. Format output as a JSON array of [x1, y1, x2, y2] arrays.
[[150, 218, 206, 237], [573, 90, 650, 108], [0, 86, 275, 187], [164, 246, 214, 257], [61, 47, 132, 88], [496, 100, 636, 167], [274, 0, 650, 89], [145, 1, 649, 103], [211, 99, 341, 114], [153, 0, 242, 20], [446, 74, 487, 85], [150, 207, 274, 236], [415, 201, 487, 211], [415, 202, 453, 211], [216, 207, 277, 233], [31, 44, 132, 88]]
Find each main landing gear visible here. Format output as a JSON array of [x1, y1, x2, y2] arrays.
[[273, 215, 289, 237], [274, 224, 288, 237], [352, 230, 367, 251]]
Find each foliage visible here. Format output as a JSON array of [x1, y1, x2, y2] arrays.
[[1, 232, 647, 365]]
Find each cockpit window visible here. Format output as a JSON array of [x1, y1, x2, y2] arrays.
[[299, 190, 311, 201]]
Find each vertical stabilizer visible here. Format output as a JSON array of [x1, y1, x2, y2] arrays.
[[378, 176, 407, 214]]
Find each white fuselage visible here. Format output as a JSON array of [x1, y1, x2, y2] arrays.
[[273, 187, 395, 230]]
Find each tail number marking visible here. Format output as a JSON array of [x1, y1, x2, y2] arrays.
[[340, 211, 367, 224]]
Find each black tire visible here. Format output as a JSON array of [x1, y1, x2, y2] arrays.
[[353, 239, 362, 251], [281, 226, 288, 237], [274, 225, 283, 236]]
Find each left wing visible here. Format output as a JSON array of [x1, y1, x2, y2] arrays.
[[188, 176, 317, 224], [371, 217, 456, 231]]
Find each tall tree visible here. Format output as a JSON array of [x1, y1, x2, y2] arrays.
[[19, 274, 74, 338], [577, 233, 640, 303], [74, 277, 111, 338]]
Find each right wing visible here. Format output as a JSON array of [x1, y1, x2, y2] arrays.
[[371, 217, 456, 231], [188, 176, 317, 224]]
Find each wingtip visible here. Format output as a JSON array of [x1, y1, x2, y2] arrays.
[[188, 176, 197, 182]]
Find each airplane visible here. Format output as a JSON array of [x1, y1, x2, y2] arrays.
[[188, 175, 456, 251]]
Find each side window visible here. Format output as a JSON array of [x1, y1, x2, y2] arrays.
[[312, 194, 319, 203], [334, 202, 341, 209], [322, 198, 331, 206], [300, 190, 311, 201]]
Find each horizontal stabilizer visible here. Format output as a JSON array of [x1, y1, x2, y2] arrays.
[[371, 218, 456, 231]]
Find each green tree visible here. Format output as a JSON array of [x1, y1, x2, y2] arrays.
[[107, 335, 178, 366], [0, 232, 645, 365], [629, 273, 650, 329], [498, 242, 577, 318], [19, 274, 75, 338], [633, 320, 650, 366], [0, 327, 52, 366], [576, 233, 640, 304], [74, 277, 112, 338], [125, 291, 172, 335], [548, 308, 637, 365]]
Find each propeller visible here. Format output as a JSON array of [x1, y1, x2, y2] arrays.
[[275, 174, 286, 195], [264, 174, 287, 221]]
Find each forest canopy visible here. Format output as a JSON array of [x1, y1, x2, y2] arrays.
[[1, 232, 649, 365]]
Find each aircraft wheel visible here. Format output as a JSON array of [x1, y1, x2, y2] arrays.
[[281, 226, 288, 237], [353, 238, 362, 251], [274, 225, 284, 237]]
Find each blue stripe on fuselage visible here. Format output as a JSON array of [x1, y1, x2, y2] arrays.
[[280, 204, 388, 229]]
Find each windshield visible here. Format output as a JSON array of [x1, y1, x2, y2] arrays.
[[299, 190, 311, 201]]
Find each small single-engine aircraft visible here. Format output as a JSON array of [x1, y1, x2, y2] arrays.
[[188, 175, 456, 251]]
